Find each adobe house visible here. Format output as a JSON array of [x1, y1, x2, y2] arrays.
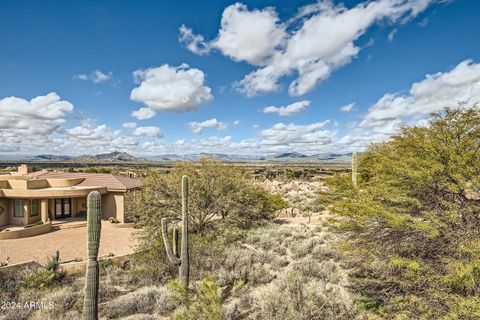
[[0, 165, 141, 228]]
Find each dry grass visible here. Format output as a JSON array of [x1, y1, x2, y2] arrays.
[[18, 216, 354, 320]]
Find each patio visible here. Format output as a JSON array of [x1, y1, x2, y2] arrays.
[[0, 219, 139, 265]]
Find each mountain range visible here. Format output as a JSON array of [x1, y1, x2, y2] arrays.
[[0, 151, 353, 163]]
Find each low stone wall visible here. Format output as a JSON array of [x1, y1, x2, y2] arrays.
[[0, 260, 41, 273], [0, 221, 52, 240], [60, 251, 137, 275], [111, 222, 136, 229], [0, 252, 139, 275]]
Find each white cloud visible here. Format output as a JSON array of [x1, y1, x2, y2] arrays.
[[131, 107, 157, 120], [0, 92, 73, 136], [60, 120, 164, 155], [133, 126, 163, 138], [233, 120, 240, 125], [388, 28, 398, 42], [75, 74, 88, 81], [340, 102, 355, 112], [0, 93, 74, 153], [122, 122, 137, 129], [73, 70, 113, 84], [189, 118, 228, 134], [178, 25, 212, 55], [183, 0, 437, 97], [361, 59, 480, 129], [258, 121, 333, 147], [130, 64, 213, 112], [263, 100, 310, 116], [180, 3, 285, 65]]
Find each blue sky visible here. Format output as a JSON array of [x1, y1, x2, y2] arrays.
[[0, 0, 479, 156]]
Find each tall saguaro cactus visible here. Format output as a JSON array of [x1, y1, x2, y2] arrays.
[[352, 151, 358, 188], [83, 191, 102, 320], [162, 175, 190, 288]]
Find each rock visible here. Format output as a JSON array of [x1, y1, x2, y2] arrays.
[[276, 207, 301, 218]]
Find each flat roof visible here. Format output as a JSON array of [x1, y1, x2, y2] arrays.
[[22, 171, 142, 191]]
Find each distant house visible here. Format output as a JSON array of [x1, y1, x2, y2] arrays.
[[0, 165, 141, 227]]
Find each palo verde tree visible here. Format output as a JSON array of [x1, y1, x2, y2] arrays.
[[321, 106, 480, 319]]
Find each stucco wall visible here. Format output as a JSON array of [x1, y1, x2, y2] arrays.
[[101, 192, 125, 222], [114, 193, 125, 223], [77, 198, 87, 216], [102, 193, 116, 219], [0, 199, 9, 227]]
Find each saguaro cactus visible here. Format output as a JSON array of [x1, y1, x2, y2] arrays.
[[83, 191, 102, 320], [352, 151, 358, 188], [162, 175, 190, 288]]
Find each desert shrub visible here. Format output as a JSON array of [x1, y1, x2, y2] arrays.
[[1, 307, 33, 320], [128, 158, 285, 238], [322, 106, 480, 318], [251, 270, 355, 320], [28, 287, 82, 320], [129, 235, 177, 286], [102, 286, 175, 319], [19, 266, 65, 290], [168, 276, 226, 320]]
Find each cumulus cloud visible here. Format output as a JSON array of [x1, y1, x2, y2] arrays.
[[0, 92, 74, 153], [122, 122, 137, 129], [182, 0, 437, 97], [263, 100, 310, 116], [259, 121, 333, 147], [189, 118, 228, 134], [361, 59, 480, 130], [73, 70, 113, 84], [0, 92, 73, 136], [133, 126, 163, 138], [334, 59, 480, 149], [180, 3, 285, 65], [60, 120, 164, 155], [340, 103, 355, 112], [131, 107, 157, 120], [130, 63, 213, 112], [179, 25, 212, 55]]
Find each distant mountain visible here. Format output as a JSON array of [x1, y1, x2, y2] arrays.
[[272, 152, 307, 158], [72, 151, 141, 162], [27, 151, 141, 162], [9, 151, 352, 163], [144, 153, 262, 162], [313, 153, 353, 161], [33, 154, 72, 161]]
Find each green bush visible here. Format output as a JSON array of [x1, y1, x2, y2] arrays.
[[20, 268, 57, 290], [126, 158, 287, 233], [168, 276, 226, 320], [322, 106, 480, 318]]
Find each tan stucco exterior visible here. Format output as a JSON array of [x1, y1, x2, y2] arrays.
[[0, 165, 140, 229]]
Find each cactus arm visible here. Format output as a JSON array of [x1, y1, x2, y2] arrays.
[[161, 218, 181, 265], [173, 224, 179, 258], [179, 175, 190, 288], [83, 191, 102, 320]]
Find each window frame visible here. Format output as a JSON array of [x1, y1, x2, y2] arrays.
[[30, 199, 38, 217], [14, 199, 25, 217]]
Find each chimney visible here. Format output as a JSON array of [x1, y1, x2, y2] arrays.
[[18, 164, 33, 175]]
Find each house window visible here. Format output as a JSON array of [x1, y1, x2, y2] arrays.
[[30, 200, 38, 216], [14, 200, 25, 217]]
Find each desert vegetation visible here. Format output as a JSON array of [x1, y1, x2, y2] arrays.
[[319, 106, 480, 319], [1, 107, 478, 320], [1, 157, 353, 320]]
